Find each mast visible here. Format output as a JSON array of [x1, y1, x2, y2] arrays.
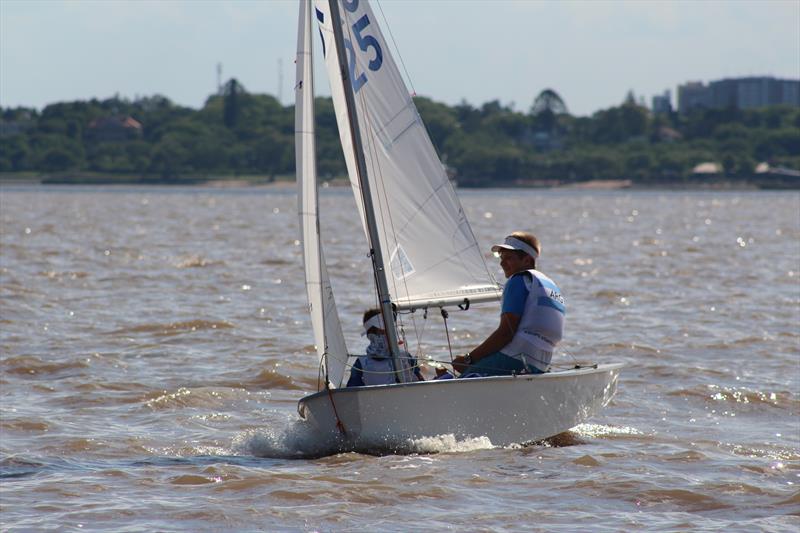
[[327, 0, 406, 383]]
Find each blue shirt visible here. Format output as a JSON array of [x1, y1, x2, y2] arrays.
[[346, 358, 368, 387], [501, 272, 531, 316]]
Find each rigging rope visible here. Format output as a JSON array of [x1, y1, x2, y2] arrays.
[[325, 383, 347, 436], [440, 308, 455, 366], [375, 0, 417, 97]]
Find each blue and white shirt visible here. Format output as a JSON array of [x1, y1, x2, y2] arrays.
[[499, 269, 565, 372]]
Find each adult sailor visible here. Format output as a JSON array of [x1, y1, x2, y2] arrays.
[[453, 231, 564, 376]]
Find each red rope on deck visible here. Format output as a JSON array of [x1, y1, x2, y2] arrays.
[[325, 384, 347, 436]]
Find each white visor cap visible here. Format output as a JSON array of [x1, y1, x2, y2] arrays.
[[491, 236, 539, 259], [361, 313, 385, 335]]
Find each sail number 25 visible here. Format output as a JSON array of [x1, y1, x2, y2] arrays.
[[342, 0, 383, 92]]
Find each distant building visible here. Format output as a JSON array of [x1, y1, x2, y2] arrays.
[[87, 116, 143, 142], [651, 90, 672, 114], [656, 126, 682, 143], [677, 76, 800, 114], [677, 82, 712, 114], [692, 162, 723, 175]]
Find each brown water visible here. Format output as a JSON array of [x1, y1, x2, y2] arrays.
[[1, 185, 798, 531]]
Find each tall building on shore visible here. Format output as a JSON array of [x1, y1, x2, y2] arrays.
[[651, 90, 673, 114], [677, 76, 799, 114], [677, 82, 711, 113]]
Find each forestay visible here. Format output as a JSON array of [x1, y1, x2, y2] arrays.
[[314, 0, 502, 310], [295, 0, 349, 389]]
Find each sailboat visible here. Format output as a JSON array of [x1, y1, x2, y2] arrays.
[[294, 0, 622, 448]]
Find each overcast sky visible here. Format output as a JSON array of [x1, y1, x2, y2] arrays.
[[1, 0, 798, 117]]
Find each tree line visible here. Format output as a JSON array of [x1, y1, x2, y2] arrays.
[[1, 79, 798, 186]]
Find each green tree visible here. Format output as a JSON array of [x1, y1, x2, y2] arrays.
[[414, 96, 458, 153], [0, 135, 31, 171], [223, 78, 245, 129], [40, 148, 79, 172], [149, 137, 188, 177]]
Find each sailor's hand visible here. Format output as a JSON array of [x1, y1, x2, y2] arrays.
[[452, 353, 471, 374]]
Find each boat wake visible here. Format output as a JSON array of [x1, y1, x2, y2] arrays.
[[235, 426, 499, 458], [404, 434, 495, 454], [235, 420, 504, 458], [232, 419, 342, 459], [572, 423, 645, 439]]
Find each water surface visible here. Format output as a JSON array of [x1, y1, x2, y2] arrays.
[[1, 185, 798, 530]]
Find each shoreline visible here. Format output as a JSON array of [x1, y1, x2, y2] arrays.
[[0, 174, 795, 191]]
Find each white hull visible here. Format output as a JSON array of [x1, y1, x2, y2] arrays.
[[298, 363, 623, 448]]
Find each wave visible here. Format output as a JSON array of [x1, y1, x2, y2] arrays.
[[42, 438, 106, 454], [667, 384, 797, 411], [702, 336, 777, 349], [777, 491, 800, 507], [637, 488, 732, 511], [38, 270, 90, 280], [663, 450, 708, 462], [0, 418, 49, 432], [572, 454, 601, 466], [598, 342, 661, 354], [107, 320, 234, 337], [56, 381, 153, 407], [169, 474, 219, 485], [727, 444, 800, 462], [173, 255, 223, 269], [259, 258, 294, 266], [1, 355, 89, 377], [245, 367, 316, 391], [571, 478, 731, 512], [142, 386, 254, 410], [0, 455, 47, 479]]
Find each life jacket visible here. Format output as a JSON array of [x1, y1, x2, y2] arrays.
[[500, 269, 565, 372], [357, 355, 397, 386], [356, 351, 416, 386]]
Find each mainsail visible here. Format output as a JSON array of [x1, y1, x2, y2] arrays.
[[314, 0, 502, 310], [296, 0, 349, 389]]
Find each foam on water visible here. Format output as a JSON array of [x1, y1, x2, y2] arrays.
[[233, 416, 498, 458], [572, 423, 646, 438], [233, 418, 343, 459], [405, 434, 496, 454]]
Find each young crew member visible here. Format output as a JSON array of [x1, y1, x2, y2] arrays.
[[346, 309, 424, 387]]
